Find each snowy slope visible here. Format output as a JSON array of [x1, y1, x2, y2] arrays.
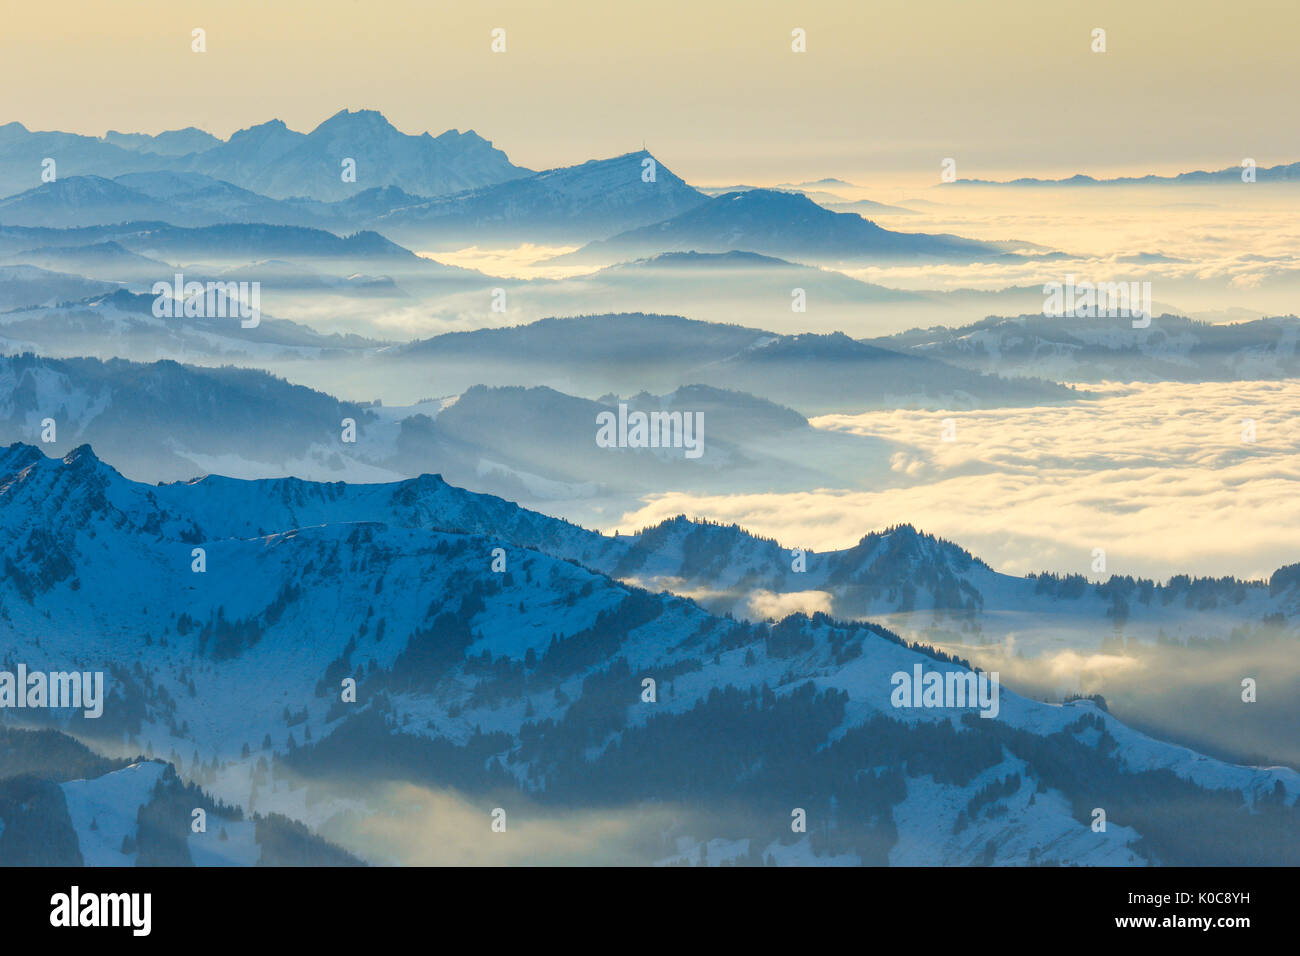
[[1, 445, 1296, 866], [60, 761, 166, 865]]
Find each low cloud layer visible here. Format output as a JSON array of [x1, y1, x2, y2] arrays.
[[316, 781, 713, 866], [612, 379, 1300, 581]]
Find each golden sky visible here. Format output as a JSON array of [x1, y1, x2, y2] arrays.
[[2, 0, 1297, 186]]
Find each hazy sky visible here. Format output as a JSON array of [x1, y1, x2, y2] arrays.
[[3, 0, 1297, 186]]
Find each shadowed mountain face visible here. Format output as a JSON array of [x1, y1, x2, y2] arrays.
[[1, 444, 1297, 866]]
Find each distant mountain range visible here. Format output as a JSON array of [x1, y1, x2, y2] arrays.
[[0, 290, 381, 363], [473, 250, 941, 334], [493, 252, 1063, 336], [950, 160, 1300, 187], [2, 443, 1296, 865], [553, 189, 1038, 266], [0, 172, 421, 230], [17, 287, 1292, 417], [0, 176, 180, 228], [697, 183, 918, 216], [869, 313, 1300, 383], [0, 239, 172, 285], [0, 354, 385, 481], [372, 150, 710, 247], [0, 264, 120, 310], [180, 109, 529, 201], [0, 151, 713, 250], [0, 219, 414, 261], [103, 126, 221, 156], [0, 295, 1078, 412], [0, 113, 1053, 266], [0, 221, 493, 321], [0, 220, 1092, 345], [0, 110, 528, 202], [0, 352, 897, 505], [391, 312, 1078, 413]]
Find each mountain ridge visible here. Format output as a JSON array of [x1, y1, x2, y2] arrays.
[[1, 441, 1297, 865]]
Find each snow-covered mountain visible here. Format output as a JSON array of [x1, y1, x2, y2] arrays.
[[588, 517, 1300, 647], [2, 396, 1274, 659], [0, 445, 1295, 865], [0, 726, 359, 866], [870, 313, 1300, 383]]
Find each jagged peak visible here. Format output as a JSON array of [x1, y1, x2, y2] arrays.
[[62, 444, 100, 466], [0, 442, 46, 476], [313, 108, 397, 133], [0, 443, 128, 497]]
